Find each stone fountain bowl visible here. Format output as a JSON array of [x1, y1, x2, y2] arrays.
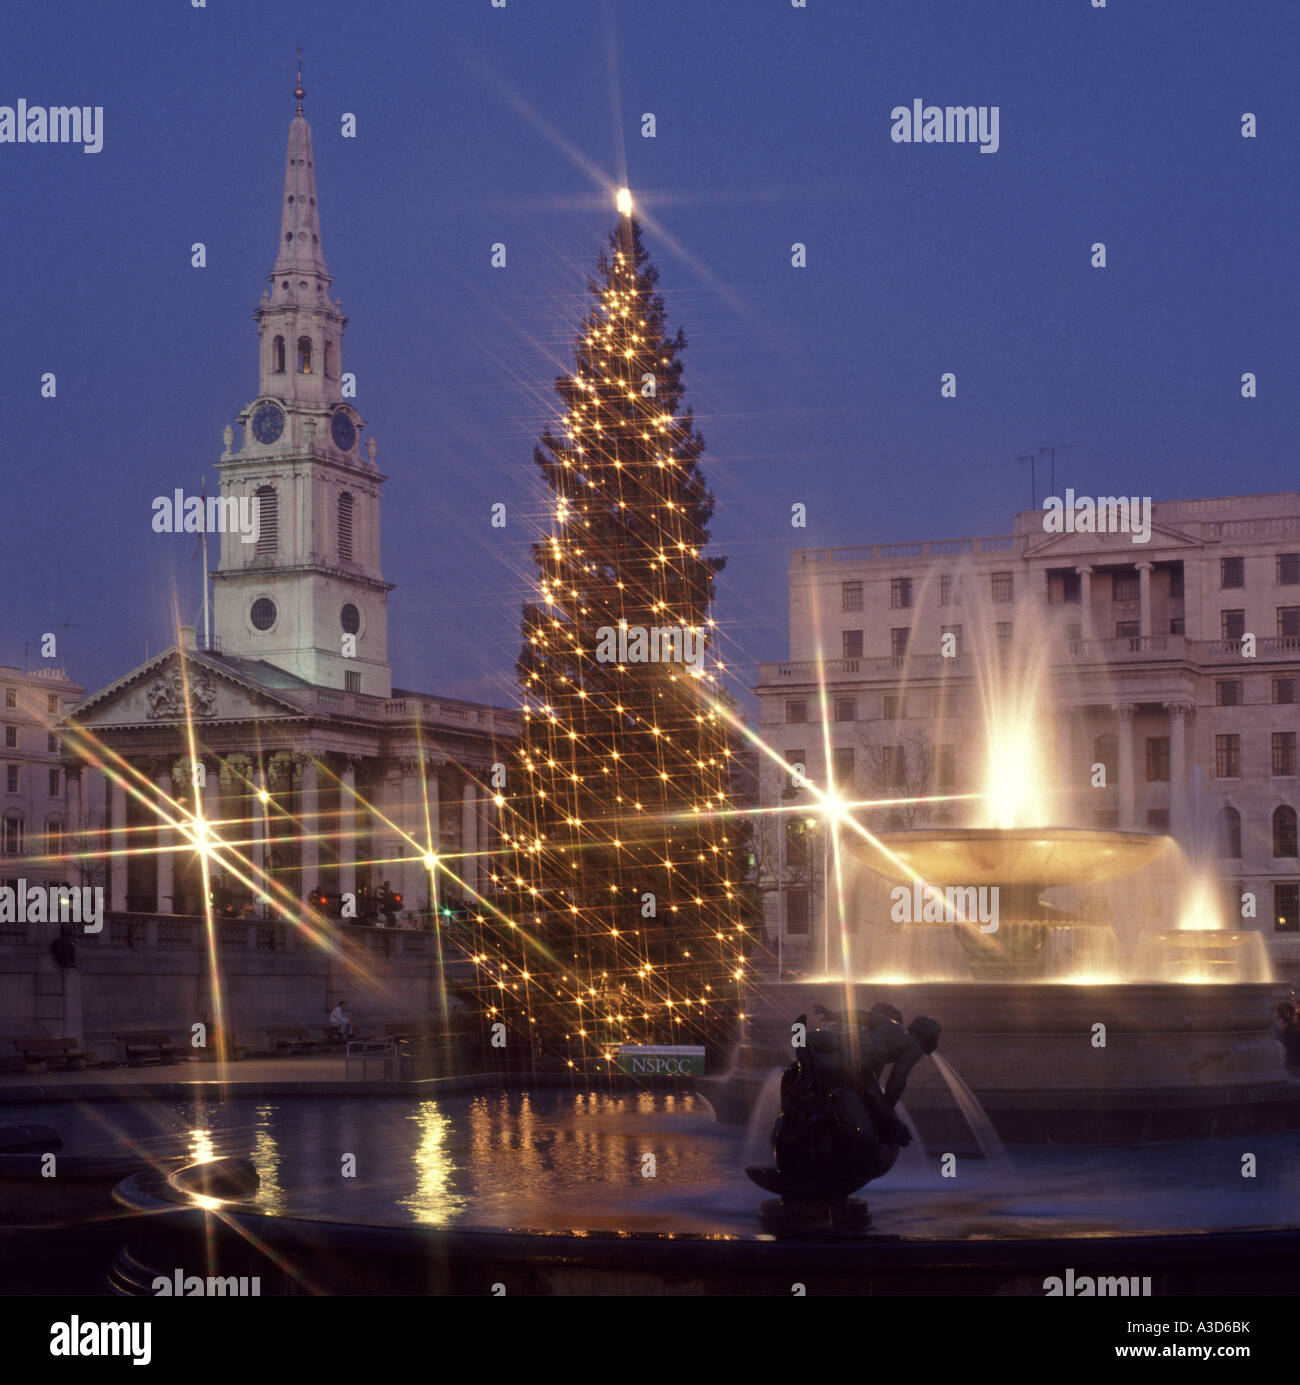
[[852, 826, 1167, 888]]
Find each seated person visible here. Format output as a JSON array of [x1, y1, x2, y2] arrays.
[[328, 1000, 353, 1039]]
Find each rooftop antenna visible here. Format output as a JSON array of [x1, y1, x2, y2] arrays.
[[1038, 443, 1084, 498]]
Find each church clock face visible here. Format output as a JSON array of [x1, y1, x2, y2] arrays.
[[252, 401, 285, 445], [331, 411, 356, 451]]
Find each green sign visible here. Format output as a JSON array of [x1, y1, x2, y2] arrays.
[[616, 1044, 706, 1077]]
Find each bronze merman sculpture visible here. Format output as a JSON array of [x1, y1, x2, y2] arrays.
[[747, 1003, 942, 1210]]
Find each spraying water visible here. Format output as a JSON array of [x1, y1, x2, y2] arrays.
[[932, 1052, 1013, 1174]]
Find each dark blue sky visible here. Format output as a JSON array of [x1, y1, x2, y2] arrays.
[[1, 0, 1296, 713]]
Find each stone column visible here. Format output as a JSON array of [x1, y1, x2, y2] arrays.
[[251, 758, 267, 875], [154, 761, 174, 914], [1052, 706, 1075, 820], [427, 766, 442, 916], [338, 756, 358, 902], [461, 774, 479, 896], [1114, 704, 1137, 829], [1165, 701, 1194, 841], [64, 763, 83, 837], [1137, 561, 1153, 641], [298, 755, 319, 898], [1075, 566, 1093, 632], [109, 772, 127, 912]]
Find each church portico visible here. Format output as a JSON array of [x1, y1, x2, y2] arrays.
[[55, 70, 519, 1032]]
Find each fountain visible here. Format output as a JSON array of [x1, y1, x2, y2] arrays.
[[712, 584, 1295, 1149]]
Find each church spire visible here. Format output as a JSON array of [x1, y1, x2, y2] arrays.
[[273, 51, 328, 282]]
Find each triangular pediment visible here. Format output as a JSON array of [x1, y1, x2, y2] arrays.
[[1024, 519, 1203, 562], [70, 648, 309, 729]]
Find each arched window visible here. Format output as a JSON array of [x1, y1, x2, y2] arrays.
[[1219, 806, 1242, 859], [272, 336, 285, 373], [2, 814, 22, 856], [1093, 733, 1118, 783], [338, 491, 354, 561], [254, 486, 278, 558], [1274, 805, 1298, 858], [324, 341, 334, 379], [297, 336, 313, 374]]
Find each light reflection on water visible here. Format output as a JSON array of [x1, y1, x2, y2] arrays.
[[5, 1090, 1296, 1240]]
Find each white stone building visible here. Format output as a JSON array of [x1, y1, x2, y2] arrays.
[[64, 78, 517, 928], [0, 665, 88, 895], [755, 491, 1300, 978]]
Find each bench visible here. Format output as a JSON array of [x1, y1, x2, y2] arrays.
[[12, 1036, 93, 1073], [115, 1031, 181, 1066], [266, 1025, 326, 1054]]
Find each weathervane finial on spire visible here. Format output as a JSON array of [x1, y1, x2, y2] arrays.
[[295, 47, 305, 115]]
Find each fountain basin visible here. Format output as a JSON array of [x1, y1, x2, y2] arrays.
[[710, 981, 1300, 1144], [856, 827, 1167, 889]]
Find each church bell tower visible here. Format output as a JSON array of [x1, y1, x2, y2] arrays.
[[212, 57, 392, 697]]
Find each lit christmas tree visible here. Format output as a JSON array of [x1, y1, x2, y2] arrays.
[[467, 192, 754, 1069]]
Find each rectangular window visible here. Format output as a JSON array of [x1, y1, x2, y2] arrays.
[[1216, 680, 1242, 707], [1169, 567, 1184, 599], [786, 889, 811, 936], [1116, 620, 1140, 638], [2, 818, 20, 855], [890, 628, 910, 658], [1278, 607, 1300, 639], [940, 624, 963, 655], [842, 629, 864, 660], [834, 697, 856, 723], [841, 580, 863, 612], [344, 671, 362, 694], [1221, 556, 1244, 589], [1145, 737, 1170, 782], [936, 745, 957, 791], [1065, 623, 1082, 644], [939, 574, 954, 607], [786, 699, 807, 724], [1215, 734, 1240, 779], [1221, 609, 1245, 641], [784, 819, 808, 870], [995, 621, 1014, 647], [1113, 572, 1139, 602], [3, 727, 13, 749], [1275, 882, 1300, 933], [1273, 732, 1297, 777], [1169, 617, 1185, 635], [881, 694, 900, 720], [1278, 553, 1300, 585], [47, 732, 58, 753], [884, 745, 907, 789], [3, 690, 14, 710], [5, 766, 17, 794], [935, 689, 960, 717], [890, 577, 913, 609], [1274, 678, 1296, 705], [831, 747, 855, 788], [991, 571, 1014, 603], [46, 694, 58, 714], [48, 769, 60, 797]]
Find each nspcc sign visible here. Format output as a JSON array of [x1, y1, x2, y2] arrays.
[[617, 1045, 706, 1077]]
